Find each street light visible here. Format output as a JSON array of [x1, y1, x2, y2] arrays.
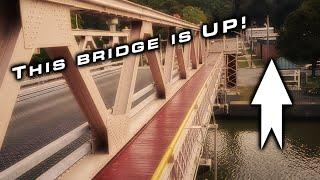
[[266, 15, 270, 61]]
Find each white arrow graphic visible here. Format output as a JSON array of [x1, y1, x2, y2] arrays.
[[252, 60, 292, 149]]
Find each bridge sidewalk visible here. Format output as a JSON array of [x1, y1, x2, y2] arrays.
[[94, 64, 214, 180]]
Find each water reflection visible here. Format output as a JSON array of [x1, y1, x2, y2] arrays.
[[204, 118, 320, 179]]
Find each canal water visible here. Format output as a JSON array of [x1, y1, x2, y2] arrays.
[[202, 118, 320, 179]]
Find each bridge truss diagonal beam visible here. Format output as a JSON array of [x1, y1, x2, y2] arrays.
[[113, 21, 166, 115]]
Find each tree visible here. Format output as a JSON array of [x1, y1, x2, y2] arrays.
[[239, 0, 272, 25], [131, 0, 166, 9], [71, 13, 83, 29], [160, 0, 184, 15], [81, 13, 108, 30], [131, 0, 182, 15], [238, 0, 301, 28], [181, 6, 207, 24], [209, 0, 233, 21], [269, 0, 302, 28], [277, 0, 320, 77], [131, 0, 230, 23], [177, 0, 233, 22]]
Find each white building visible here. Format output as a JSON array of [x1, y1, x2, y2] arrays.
[[245, 27, 278, 43]]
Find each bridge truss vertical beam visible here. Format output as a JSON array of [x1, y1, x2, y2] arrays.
[[113, 21, 166, 115], [0, 27, 34, 148]]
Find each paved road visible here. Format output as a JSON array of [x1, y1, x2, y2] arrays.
[[0, 68, 153, 172]]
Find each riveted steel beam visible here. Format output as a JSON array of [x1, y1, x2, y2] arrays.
[[43, 0, 199, 30]]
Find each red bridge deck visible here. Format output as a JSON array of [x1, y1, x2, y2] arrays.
[[95, 65, 213, 180]]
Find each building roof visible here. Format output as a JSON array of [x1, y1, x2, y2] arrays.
[[257, 37, 278, 45], [276, 57, 299, 69], [257, 36, 278, 41]]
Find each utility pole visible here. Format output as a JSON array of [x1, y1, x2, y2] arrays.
[[250, 22, 253, 68], [266, 15, 270, 61], [75, 13, 79, 29]]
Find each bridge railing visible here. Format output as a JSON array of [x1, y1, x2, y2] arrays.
[[153, 53, 225, 180], [281, 69, 301, 90]]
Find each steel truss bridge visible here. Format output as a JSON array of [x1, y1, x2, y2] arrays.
[[0, 0, 239, 179]]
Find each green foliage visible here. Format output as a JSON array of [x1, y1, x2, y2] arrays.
[[71, 13, 108, 30], [181, 6, 207, 24], [307, 76, 320, 88], [253, 59, 265, 68], [160, 0, 184, 15], [130, 0, 300, 26], [277, 0, 320, 64], [131, 0, 167, 9], [238, 0, 301, 27], [238, 60, 249, 68], [81, 13, 108, 30], [131, 0, 183, 15], [153, 27, 170, 39], [30, 49, 51, 65], [71, 14, 83, 29], [239, 0, 271, 25], [269, 0, 302, 28], [208, 0, 233, 21], [130, 0, 207, 22], [173, 0, 233, 22], [71, 0, 303, 29]]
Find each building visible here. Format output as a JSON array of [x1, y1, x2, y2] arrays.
[[245, 27, 278, 43], [255, 37, 279, 61]]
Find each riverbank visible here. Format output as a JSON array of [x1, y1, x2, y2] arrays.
[[224, 67, 320, 118]]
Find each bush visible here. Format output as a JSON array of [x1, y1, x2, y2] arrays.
[[181, 6, 207, 24]]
